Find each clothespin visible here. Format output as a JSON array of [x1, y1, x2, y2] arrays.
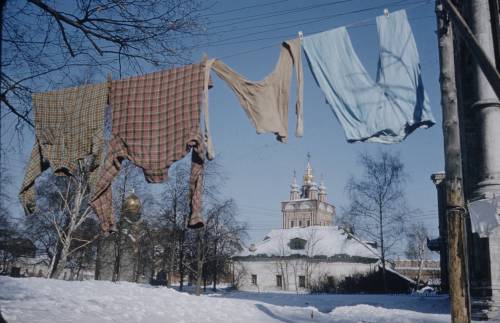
[[298, 31, 304, 41], [107, 73, 112, 104], [107, 74, 112, 90], [383, 8, 389, 17]]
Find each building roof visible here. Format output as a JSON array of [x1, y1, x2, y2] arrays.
[[236, 226, 380, 260]]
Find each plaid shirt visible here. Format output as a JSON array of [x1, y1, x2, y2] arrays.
[[92, 61, 213, 231], [19, 83, 108, 213]]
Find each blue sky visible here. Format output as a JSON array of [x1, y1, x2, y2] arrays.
[[2, 0, 443, 244]]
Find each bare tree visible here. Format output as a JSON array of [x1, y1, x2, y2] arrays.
[[94, 160, 154, 282], [25, 162, 98, 279], [155, 161, 192, 290], [152, 158, 245, 293], [191, 199, 245, 295], [289, 228, 320, 293], [405, 222, 430, 291], [344, 151, 409, 291], [272, 233, 290, 291], [1, 0, 207, 131], [48, 170, 97, 278], [207, 200, 246, 292], [303, 228, 320, 289]]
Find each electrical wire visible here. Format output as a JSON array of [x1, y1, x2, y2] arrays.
[[206, 0, 356, 28], [200, 0, 428, 52], [204, 0, 291, 17], [202, 0, 420, 48]]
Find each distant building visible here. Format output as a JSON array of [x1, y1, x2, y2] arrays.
[[281, 159, 336, 229], [233, 159, 396, 292], [393, 259, 441, 287], [233, 226, 380, 292]]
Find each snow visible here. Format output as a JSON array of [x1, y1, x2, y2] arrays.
[[0, 276, 453, 323], [237, 226, 379, 259]]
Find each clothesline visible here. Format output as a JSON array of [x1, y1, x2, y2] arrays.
[[219, 13, 433, 60], [20, 8, 435, 233]]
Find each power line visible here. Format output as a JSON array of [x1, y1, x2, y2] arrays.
[[202, 0, 418, 48], [204, 0, 291, 17], [207, 0, 356, 28], [215, 15, 434, 61], [199, 0, 430, 52]]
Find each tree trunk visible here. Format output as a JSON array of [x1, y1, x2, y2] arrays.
[[416, 257, 424, 292], [167, 243, 175, 287], [94, 234, 102, 280], [49, 215, 71, 279], [212, 242, 218, 291], [112, 230, 123, 282], [195, 230, 204, 296], [47, 246, 59, 278], [379, 204, 387, 292], [53, 240, 71, 279], [179, 236, 184, 291]]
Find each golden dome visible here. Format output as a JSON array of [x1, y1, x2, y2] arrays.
[[122, 193, 142, 221]]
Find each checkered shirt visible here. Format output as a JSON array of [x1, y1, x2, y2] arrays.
[[92, 62, 210, 231], [19, 83, 108, 213]]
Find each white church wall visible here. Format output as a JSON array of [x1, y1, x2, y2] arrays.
[[234, 259, 376, 292]]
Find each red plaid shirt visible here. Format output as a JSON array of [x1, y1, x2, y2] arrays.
[[92, 62, 212, 231]]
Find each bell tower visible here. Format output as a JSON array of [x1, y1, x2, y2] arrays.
[[281, 155, 336, 229]]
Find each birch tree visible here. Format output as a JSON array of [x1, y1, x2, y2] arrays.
[[344, 151, 409, 292], [28, 163, 98, 279], [405, 222, 430, 291]]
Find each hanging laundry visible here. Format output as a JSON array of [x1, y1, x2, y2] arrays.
[[302, 10, 435, 143], [468, 196, 499, 238], [19, 83, 108, 213], [212, 39, 303, 142], [91, 60, 214, 232]]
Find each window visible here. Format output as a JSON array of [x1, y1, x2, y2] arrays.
[[299, 276, 306, 288], [251, 274, 257, 285], [290, 220, 295, 228], [327, 276, 334, 286], [276, 275, 282, 288], [307, 220, 310, 226], [299, 220, 302, 227], [289, 238, 307, 250]]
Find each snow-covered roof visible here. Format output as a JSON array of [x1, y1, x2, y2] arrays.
[[236, 226, 380, 260], [14, 255, 50, 266]]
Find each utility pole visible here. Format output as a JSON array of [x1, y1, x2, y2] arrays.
[[435, 2, 471, 322], [440, 0, 500, 320]]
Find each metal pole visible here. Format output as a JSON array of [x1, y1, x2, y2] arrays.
[[435, 2, 471, 322]]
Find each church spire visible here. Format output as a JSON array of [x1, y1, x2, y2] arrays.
[[319, 176, 327, 202], [303, 153, 314, 185], [290, 170, 300, 200]]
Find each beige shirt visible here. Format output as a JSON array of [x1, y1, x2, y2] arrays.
[[212, 39, 303, 142]]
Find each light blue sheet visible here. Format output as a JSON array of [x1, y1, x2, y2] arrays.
[[302, 10, 435, 143]]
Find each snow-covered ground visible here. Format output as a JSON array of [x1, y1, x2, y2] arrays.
[[0, 276, 451, 323]]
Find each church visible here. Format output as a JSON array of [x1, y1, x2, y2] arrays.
[[232, 159, 383, 292], [281, 159, 335, 229]]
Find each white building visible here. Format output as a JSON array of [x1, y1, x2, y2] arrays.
[[233, 226, 380, 292], [233, 159, 381, 292]]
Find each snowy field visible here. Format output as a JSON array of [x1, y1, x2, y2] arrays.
[[0, 276, 451, 323]]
